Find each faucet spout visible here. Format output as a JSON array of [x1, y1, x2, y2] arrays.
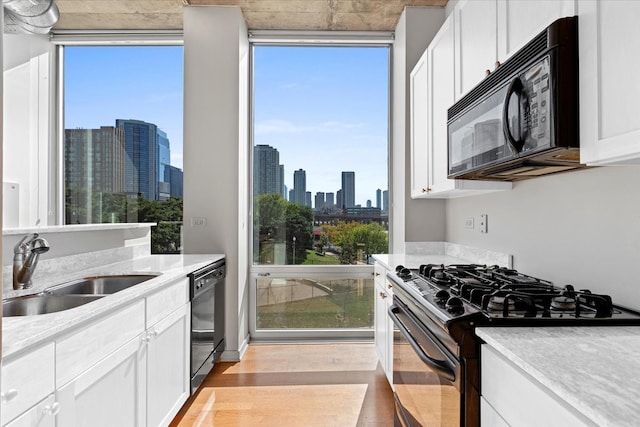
[[13, 233, 50, 290]]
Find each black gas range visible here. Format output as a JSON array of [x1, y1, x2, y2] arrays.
[[391, 263, 640, 327], [387, 263, 640, 427]]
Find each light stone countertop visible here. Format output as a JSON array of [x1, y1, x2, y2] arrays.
[[371, 253, 469, 271], [2, 254, 224, 360], [476, 326, 640, 427]]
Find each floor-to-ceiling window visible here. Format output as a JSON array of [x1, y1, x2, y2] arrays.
[[63, 45, 184, 253], [250, 37, 391, 339]]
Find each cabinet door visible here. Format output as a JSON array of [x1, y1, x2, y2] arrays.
[[428, 14, 456, 194], [497, 0, 577, 62], [454, 0, 498, 99], [374, 282, 389, 372], [579, 0, 640, 165], [4, 395, 57, 427], [410, 52, 430, 198], [56, 336, 146, 427], [146, 303, 191, 427]]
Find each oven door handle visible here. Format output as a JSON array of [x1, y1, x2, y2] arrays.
[[388, 304, 457, 382]]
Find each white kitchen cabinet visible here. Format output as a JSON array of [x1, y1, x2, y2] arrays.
[[481, 344, 594, 426], [52, 278, 190, 427], [454, 0, 576, 100], [579, 0, 640, 165], [454, 0, 498, 100], [56, 334, 145, 427], [145, 303, 191, 427], [373, 262, 393, 386], [4, 396, 58, 427], [410, 13, 511, 198], [496, 0, 576, 63], [1, 343, 56, 426], [409, 50, 430, 198]]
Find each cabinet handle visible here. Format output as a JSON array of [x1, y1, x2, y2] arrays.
[[1, 389, 18, 402], [43, 402, 61, 416], [387, 283, 393, 289], [380, 292, 387, 299], [375, 272, 380, 276], [421, 187, 431, 193], [141, 334, 151, 344], [149, 329, 158, 339]]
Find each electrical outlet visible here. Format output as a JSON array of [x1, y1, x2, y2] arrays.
[[479, 214, 488, 233], [191, 217, 207, 227], [464, 217, 474, 229]]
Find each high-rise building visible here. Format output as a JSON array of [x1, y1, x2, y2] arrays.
[[116, 119, 158, 200], [366, 199, 372, 208], [254, 144, 280, 196], [278, 164, 286, 198], [166, 165, 184, 198], [336, 190, 343, 210], [376, 189, 382, 209], [383, 190, 389, 214], [293, 169, 306, 205], [305, 191, 312, 207], [157, 129, 171, 200], [314, 192, 325, 210], [289, 188, 294, 203], [326, 192, 335, 206], [341, 171, 355, 208], [65, 126, 126, 194], [65, 126, 126, 223]]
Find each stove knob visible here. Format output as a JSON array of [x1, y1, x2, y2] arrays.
[[445, 297, 465, 315], [434, 290, 450, 305]]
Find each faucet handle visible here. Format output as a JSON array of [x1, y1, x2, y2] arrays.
[[14, 233, 40, 254]]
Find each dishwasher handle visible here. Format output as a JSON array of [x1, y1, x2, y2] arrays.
[[389, 303, 458, 382]]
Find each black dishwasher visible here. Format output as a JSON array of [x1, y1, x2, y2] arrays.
[[189, 259, 225, 393]]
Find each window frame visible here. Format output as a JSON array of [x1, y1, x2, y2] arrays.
[[248, 32, 393, 341]]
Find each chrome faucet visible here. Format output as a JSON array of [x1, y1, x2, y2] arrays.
[[13, 233, 50, 290]]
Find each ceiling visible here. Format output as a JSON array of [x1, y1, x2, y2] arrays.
[[52, 0, 448, 32]]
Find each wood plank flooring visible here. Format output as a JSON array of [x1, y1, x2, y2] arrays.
[[170, 342, 394, 427]]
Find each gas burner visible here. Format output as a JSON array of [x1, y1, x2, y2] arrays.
[[486, 296, 515, 313], [551, 295, 576, 311]]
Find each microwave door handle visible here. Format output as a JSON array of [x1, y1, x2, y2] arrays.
[[502, 77, 526, 153], [388, 304, 456, 382]]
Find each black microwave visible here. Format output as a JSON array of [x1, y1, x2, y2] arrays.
[[447, 16, 586, 181]]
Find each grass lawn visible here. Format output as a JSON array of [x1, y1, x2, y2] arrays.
[[302, 250, 341, 265]]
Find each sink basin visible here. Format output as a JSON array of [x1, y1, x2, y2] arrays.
[[44, 274, 158, 296], [3, 294, 104, 317]]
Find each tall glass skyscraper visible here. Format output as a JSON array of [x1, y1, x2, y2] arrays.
[[293, 169, 306, 205], [116, 119, 158, 200], [254, 144, 281, 196], [341, 171, 355, 208], [157, 129, 171, 200]]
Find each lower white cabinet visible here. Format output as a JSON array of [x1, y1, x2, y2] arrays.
[[1, 343, 55, 426], [145, 303, 191, 427], [4, 396, 58, 427], [56, 336, 145, 427], [2, 277, 192, 427], [373, 262, 393, 386], [481, 344, 594, 426]]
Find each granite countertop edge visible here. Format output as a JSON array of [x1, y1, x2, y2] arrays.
[[476, 326, 640, 427], [2, 254, 225, 360]]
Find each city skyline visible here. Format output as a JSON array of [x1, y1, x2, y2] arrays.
[[253, 46, 389, 207]]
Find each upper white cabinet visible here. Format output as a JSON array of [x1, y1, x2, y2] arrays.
[[410, 14, 512, 198], [497, 0, 577, 63], [454, 0, 576, 100], [454, 0, 498, 100], [579, 0, 640, 165]]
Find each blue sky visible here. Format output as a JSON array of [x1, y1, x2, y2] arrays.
[[64, 46, 184, 168], [254, 46, 389, 206], [64, 45, 389, 206]]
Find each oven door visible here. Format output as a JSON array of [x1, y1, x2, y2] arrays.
[[389, 299, 462, 427]]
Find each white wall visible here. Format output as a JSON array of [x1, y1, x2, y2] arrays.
[[446, 166, 640, 309], [183, 6, 250, 361], [391, 7, 447, 253], [3, 34, 57, 228]]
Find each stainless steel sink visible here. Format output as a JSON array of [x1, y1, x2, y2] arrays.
[[44, 274, 158, 296], [3, 294, 104, 317]]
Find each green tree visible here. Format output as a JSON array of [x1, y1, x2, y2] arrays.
[[138, 196, 184, 254], [322, 221, 388, 264], [285, 202, 314, 264]]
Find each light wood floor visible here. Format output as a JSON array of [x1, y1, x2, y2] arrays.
[[169, 342, 395, 427]]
